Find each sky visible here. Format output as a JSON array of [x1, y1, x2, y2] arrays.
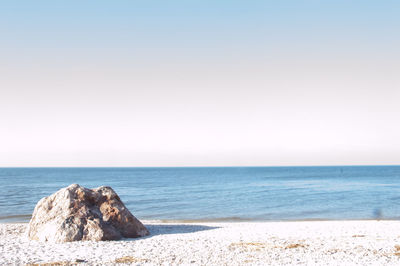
[[1, 0, 400, 167]]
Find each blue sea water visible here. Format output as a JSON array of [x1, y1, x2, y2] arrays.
[[1, 166, 400, 223]]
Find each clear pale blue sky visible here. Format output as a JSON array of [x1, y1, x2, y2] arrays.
[[1, 1, 400, 166]]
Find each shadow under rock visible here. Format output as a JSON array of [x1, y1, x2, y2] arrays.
[[149, 224, 219, 236], [124, 223, 220, 240]]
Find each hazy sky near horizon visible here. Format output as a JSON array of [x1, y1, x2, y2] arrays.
[[1, 0, 400, 166]]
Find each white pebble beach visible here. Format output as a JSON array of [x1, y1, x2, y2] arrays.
[[2, 220, 400, 265]]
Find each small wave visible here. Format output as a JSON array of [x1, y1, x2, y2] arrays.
[[0, 214, 31, 223], [144, 216, 255, 223]]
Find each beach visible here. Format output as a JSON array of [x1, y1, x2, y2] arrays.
[[2, 220, 400, 265]]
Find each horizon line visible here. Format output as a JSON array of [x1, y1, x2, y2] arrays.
[[1, 164, 400, 168]]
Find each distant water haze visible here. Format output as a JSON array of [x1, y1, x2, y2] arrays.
[[1, 1, 400, 166]]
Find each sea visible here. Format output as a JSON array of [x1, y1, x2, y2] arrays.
[[1, 166, 400, 223]]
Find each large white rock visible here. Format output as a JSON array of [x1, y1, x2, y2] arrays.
[[28, 184, 149, 243]]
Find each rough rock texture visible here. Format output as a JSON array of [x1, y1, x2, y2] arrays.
[[28, 184, 149, 243]]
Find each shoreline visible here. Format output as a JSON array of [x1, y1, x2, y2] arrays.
[[2, 215, 399, 224], [2, 220, 400, 265]]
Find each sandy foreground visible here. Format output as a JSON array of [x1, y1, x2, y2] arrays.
[[2, 220, 400, 265]]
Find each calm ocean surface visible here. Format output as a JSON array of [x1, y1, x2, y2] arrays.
[[1, 166, 400, 223]]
